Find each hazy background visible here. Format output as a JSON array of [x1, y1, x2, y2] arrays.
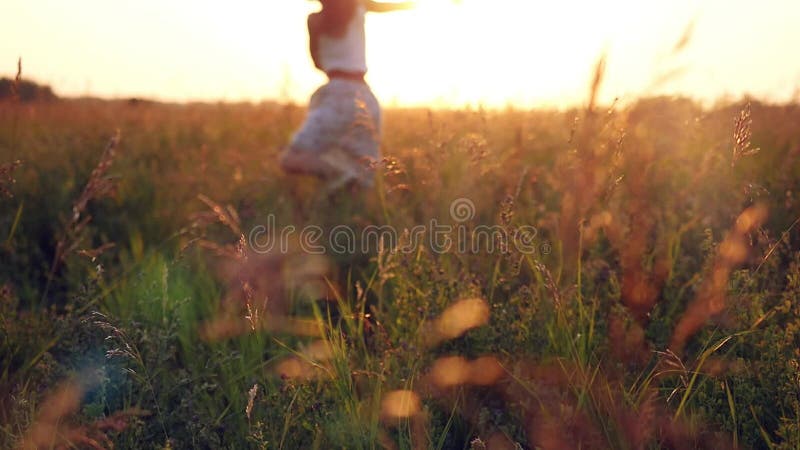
[[3, 0, 799, 107]]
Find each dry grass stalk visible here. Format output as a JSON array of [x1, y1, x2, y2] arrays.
[[11, 57, 22, 102], [245, 384, 258, 420], [731, 102, 760, 168], [672, 21, 695, 54], [532, 260, 563, 309], [56, 131, 120, 259], [184, 194, 245, 260], [77, 242, 116, 261], [196, 193, 242, 236], [42, 131, 120, 300], [554, 56, 626, 277], [71, 131, 120, 225]]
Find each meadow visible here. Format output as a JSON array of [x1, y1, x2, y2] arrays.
[[1, 77, 800, 449]]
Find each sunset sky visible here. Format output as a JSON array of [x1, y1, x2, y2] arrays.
[[3, 0, 799, 108]]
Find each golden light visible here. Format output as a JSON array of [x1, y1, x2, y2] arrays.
[[3, 0, 799, 106], [428, 355, 505, 388], [380, 390, 422, 420], [430, 356, 470, 387], [423, 298, 490, 348]]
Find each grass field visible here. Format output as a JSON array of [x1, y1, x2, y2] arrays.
[[1, 82, 800, 449]]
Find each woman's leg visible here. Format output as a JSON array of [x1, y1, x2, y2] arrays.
[[278, 147, 332, 177], [336, 86, 381, 188], [279, 85, 332, 177]]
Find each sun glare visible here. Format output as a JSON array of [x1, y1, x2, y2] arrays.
[[365, 0, 702, 107]]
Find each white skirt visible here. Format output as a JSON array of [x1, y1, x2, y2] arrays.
[[288, 78, 381, 187]]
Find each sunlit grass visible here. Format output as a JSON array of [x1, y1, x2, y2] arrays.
[[1, 81, 800, 449]]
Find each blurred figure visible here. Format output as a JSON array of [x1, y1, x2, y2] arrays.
[[279, 0, 415, 192]]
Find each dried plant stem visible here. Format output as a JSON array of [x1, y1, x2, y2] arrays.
[[41, 130, 120, 303], [755, 214, 800, 274], [10, 57, 22, 160]]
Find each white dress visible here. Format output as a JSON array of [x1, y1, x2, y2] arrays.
[[286, 5, 381, 188]]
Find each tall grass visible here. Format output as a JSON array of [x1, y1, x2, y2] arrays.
[[1, 80, 799, 449]]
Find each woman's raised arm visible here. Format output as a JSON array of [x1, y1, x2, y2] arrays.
[[363, 0, 416, 13]]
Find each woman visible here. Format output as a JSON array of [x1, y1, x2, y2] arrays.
[[279, 0, 415, 192]]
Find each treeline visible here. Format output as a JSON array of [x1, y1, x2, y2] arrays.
[[0, 77, 57, 101]]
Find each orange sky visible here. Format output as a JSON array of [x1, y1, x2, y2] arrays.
[[3, 0, 800, 107]]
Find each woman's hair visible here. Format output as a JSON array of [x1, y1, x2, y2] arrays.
[[319, 0, 358, 37]]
